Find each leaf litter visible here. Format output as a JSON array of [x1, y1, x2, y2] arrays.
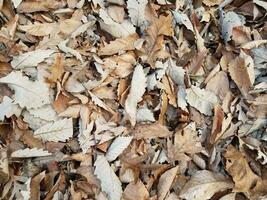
[[0, 0, 266, 200]]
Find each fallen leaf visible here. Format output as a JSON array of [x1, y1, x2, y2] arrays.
[[186, 85, 219, 116], [106, 136, 133, 161], [58, 39, 83, 63], [123, 180, 149, 200], [19, 23, 57, 36], [158, 166, 179, 200], [0, 96, 22, 120], [33, 118, 73, 142], [94, 155, 122, 200], [11, 49, 55, 69], [125, 64, 147, 126], [179, 170, 233, 200], [0, 71, 50, 109], [127, 0, 148, 27], [48, 53, 64, 83], [133, 123, 172, 139], [11, 148, 51, 158]]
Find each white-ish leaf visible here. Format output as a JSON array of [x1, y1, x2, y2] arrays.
[[186, 86, 219, 116], [173, 11, 194, 32], [20, 178, 31, 200], [28, 104, 58, 121], [254, 0, 267, 11], [11, 148, 51, 158], [94, 155, 122, 200], [58, 39, 83, 63], [11, 0, 22, 8], [127, 0, 147, 27], [136, 107, 155, 122], [33, 118, 73, 142], [78, 121, 94, 154], [158, 166, 179, 200], [219, 10, 245, 42], [179, 170, 233, 200], [11, 49, 55, 69], [89, 91, 114, 113], [99, 8, 135, 38], [22, 111, 50, 130], [0, 71, 50, 109], [125, 64, 147, 126], [106, 136, 133, 161], [0, 96, 22, 121], [19, 23, 57, 36]]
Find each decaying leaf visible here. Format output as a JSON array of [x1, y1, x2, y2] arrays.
[[0, 71, 50, 109], [94, 155, 122, 200], [106, 136, 133, 161], [11, 49, 55, 69], [125, 64, 147, 126], [19, 23, 57, 36], [33, 118, 73, 142], [0, 96, 22, 120], [133, 123, 172, 139], [123, 180, 149, 200], [127, 0, 147, 27], [11, 148, 51, 158], [186, 85, 219, 116], [179, 170, 233, 200]]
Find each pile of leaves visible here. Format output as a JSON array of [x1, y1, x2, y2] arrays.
[[0, 0, 266, 199]]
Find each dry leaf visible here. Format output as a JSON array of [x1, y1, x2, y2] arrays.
[[11, 148, 51, 158], [173, 11, 194, 32], [179, 170, 233, 200], [99, 8, 135, 38], [33, 118, 73, 142], [125, 64, 147, 126], [99, 33, 139, 56], [78, 121, 94, 154], [123, 180, 149, 200], [158, 166, 179, 200], [19, 23, 57, 36], [186, 85, 219, 116], [133, 123, 172, 139], [127, 0, 148, 27], [48, 53, 64, 83], [106, 136, 133, 161], [0, 96, 22, 120], [58, 39, 83, 63], [0, 71, 50, 109], [94, 155, 122, 200], [11, 49, 55, 69]]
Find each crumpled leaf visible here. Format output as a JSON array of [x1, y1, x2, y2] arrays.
[[99, 33, 139, 56], [94, 155, 122, 200], [99, 8, 135, 38], [58, 39, 83, 63], [78, 121, 94, 154], [179, 170, 233, 200], [133, 123, 172, 139], [19, 23, 57, 36], [0, 96, 22, 121], [11, 49, 55, 69], [173, 11, 194, 32], [123, 180, 149, 200], [0, 71, 50, 109], [219, 10, 245, 42], [11, 148, 51, 158], [33, 118, 73, 142], [158, 166, 179, 200], [125, 64, 147, 126], [106, 136, 133, 161], [127, 0, 147, 27], [186, 85, 219, 116]]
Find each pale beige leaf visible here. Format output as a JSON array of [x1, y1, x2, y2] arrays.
[[12, 0, 22, 8], [123, 180, 149, 200], [11, 49, 55, 69], [106, 136, 133, 161], [99, 33, 139, 56], [173, 11, 194, 32], [179, 170, 233, 200], [94, 155, 122, 200], [158, 166, 179, 200], [133, 123, 172, 139], [78, 121, 94, 154], [99, 8, 135, 38], [19, 23, 57, 36], [125, 64, 147, 126], [186, 85, 219, 116], [58, 39, 83, 63], [0, 96, 22, 121], [33, 118, 73, 142], [127, 0, 147, 27], [0, 71, 50, 109], [11, 148, 51, 158]]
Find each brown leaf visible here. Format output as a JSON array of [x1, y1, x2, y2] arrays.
[[48, 53, 65, 83], [133, 123, 172, 139], [123, 180, 149, 200]]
